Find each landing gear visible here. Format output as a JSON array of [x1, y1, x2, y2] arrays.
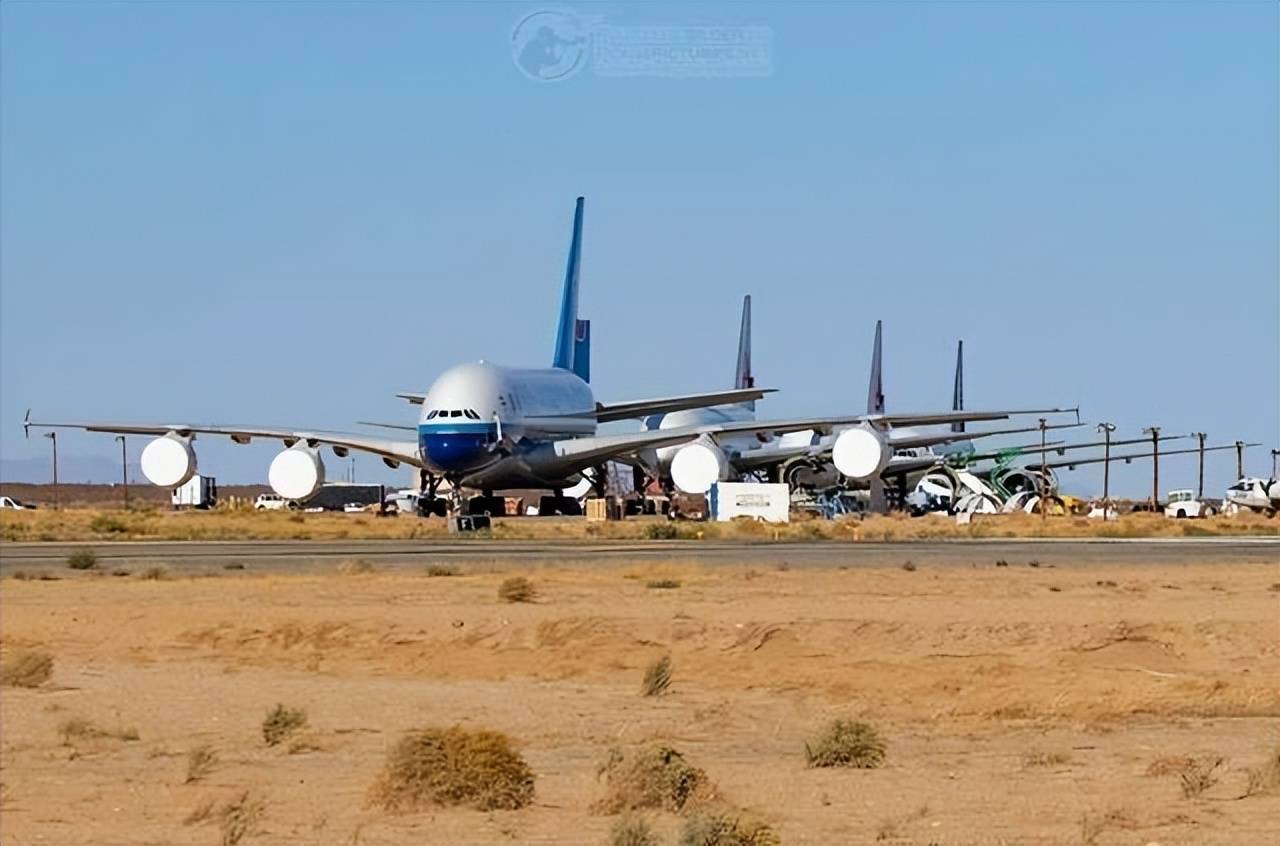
[[539, 489, 582, 516], [468, 490, 507, 517], [415, 472, 448, 517]]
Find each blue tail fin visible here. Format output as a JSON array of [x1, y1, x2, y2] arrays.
[[552, 197, 586, 373], [951, 340, 964, 432], [572, 318, 590, 383], [866, 320, 885, 415]]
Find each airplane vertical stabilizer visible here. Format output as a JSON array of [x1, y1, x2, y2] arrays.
[[735, 294, 754, 410], [552, 197, 586, 373], [951, 340, 965, 433], [866, 320, 885, 415]]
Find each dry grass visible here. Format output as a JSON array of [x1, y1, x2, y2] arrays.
[[425, 564, 460, 577], [640, 655, 673, 697], [645, 578, 682, 589], [369, 726, 535, 812], [337, 559, 376, 575], [183, 797, 216, 826], [677, 806, 780, 846], [1179, 756, 1224, 798], [804, 719, 886, 769], [138, 565, 169, 580], [498, 576, 537, 603], [1022, 749, 1072, 768], [58, 717, 138, 744], [261, 704, 307, 746], [185, 744, 217, 783], [594, 745, 713, 814], [0, 650, 53, 688], [609, 813, 660, 846], [219, 790, 264, 846], [6, 505, 1275, 543], [1244, 743, 1280, 797]]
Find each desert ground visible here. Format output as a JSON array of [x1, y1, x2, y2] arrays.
[[2, 554, 1278, 845]]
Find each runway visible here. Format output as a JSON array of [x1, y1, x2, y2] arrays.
[[2, 537, 1276, 575]]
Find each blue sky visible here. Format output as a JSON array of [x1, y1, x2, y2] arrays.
[[2, 1, 1276, 495]]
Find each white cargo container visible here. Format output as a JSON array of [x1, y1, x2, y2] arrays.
[[709, 482, 790, 523], [172, 475, 217, 509]]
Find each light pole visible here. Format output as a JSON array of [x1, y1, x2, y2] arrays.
[[1097, 422, 1115, 521], [43, 431, 59, 510], [1143, 426, 1161, 510], [1192, 432, 1207, 500], [1038, 417, 1048, 521], [115, 435, 129, 508]]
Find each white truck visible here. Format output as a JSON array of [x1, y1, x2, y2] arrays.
[[1164, 489, 1215, 519], [172, 475, 217, 509], [0, 495, 35, 510]]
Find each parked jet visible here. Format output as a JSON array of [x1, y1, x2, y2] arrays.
[[637, 302, 1076, 494]]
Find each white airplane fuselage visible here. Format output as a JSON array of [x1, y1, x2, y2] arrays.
[[416, 361, 595, 488]]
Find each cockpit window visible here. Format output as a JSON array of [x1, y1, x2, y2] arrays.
[[426, 410, 438, 420], [450, 410, 462, 417], [464, 409, 480, 420]]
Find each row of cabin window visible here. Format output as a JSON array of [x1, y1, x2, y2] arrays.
[[425, 408, 482, 420]]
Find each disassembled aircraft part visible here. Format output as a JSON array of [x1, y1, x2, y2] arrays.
[[140, 433, 197, 488], [269, 445, 326, 500]]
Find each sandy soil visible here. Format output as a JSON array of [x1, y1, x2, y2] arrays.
[[2, 558, 1278, 845]]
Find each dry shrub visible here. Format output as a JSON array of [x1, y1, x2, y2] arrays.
[[337, 559, 375, 575], [678, 806, 779, 846], [183, 797, 216, 825], [262, 704, 307, 746], [1245, 743, 1280, 797], [67, 549, 98, 570], [646, 578, 682, 590], [426, 564, 460, 577], [1, 650, 53, 688], [498, 576, 536, 603], [595, 744, 712, 814], [139, 565, 169, 580], [1145, 754, 1196, 777], [641, 655, 673, 697], [609, 813, 659, 846], [186, 744, 217, 783], [219, 790, 264, 846], [805, 719, 886, 769], [1179, 756, 1224, 798], [370, 726, 534, 812], [58, 717, 137, 744], [1079, 806, 1138, 845], [1022, 749, 1072, 768]]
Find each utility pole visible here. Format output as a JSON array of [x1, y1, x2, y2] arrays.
[[1192, 432, 1207, 499], [43, 431, 59, 510], [1143, 426, 1161, 510], [1235, 441, 1245, 480], [1097, 422, 1115, 521], [1039, 417, 1048, 521], [115, 435, 129, 508]]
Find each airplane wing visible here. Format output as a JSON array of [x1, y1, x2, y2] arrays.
[[690, 407, 1077, 442], [593, 388, 775, 423], [395, 393, 428, 405], [547, 428, 708, 466], [24, 419, 424, 467], [1034, 443, 1257, 472], [886, 421, 1085, 450]]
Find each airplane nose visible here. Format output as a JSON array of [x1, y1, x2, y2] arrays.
[[420, 431, 491, 472]]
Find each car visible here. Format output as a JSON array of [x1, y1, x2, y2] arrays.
[[0, 495, 35, 510], [254, 493, 297, 511], [1164, 489, 1215, 519]]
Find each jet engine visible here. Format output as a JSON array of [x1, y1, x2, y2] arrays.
[[268, 445, 326, 501], [670, 443, 730, 494], [140, 434, 197, 488], [831, 426, 891, 480]]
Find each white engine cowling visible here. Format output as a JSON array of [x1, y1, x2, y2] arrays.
[[140, 434, 197, 488], [269, 446, 325, 501], [670, 443, 730, 494], [831, 426, 891, 480]]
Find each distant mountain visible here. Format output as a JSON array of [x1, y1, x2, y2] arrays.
[[0, 455, 142, 484]]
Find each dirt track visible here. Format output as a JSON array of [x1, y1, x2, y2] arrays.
[[2, 558, 1278, 845]]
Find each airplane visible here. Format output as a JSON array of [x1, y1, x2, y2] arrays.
[[634, 300, 1077, 496], [23, 198, 787, 515]]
